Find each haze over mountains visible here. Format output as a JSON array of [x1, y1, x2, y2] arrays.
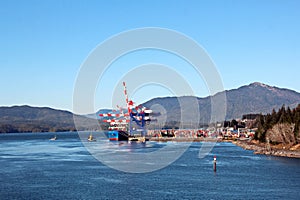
[[0, 82, 300, 132]]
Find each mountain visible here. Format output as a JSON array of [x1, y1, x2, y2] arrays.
[[0, 105, 100, 133], [1, 82, 300, 133], [85, 109, 114, 119], [224, 82, 300, 118], [143, 82, 300, 123]]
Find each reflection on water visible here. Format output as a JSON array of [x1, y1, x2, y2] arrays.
[[0, 132, 299, 200]]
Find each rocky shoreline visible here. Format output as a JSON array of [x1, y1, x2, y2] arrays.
[[231, 140, 300, 159], [150, 137, 300, 158]]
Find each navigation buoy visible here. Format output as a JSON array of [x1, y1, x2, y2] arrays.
[[213, 156, 217, 172]]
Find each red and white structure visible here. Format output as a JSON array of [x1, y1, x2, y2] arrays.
[[100, 82, 152, 135]]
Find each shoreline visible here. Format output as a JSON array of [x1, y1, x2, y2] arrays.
[[149, 137, 222, 142], [231, 140, 300, 159], [149, 137, 300, 159], [2, 132, 300, 159]]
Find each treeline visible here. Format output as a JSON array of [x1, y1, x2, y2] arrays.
[[0, 120, 109, 133], [0, 123, 76, 133], [255, 104, 300, 142]]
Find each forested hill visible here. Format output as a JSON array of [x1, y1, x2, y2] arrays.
[[0, 105, 99, 133], [143, 82, 300, 122], [1, 82, 300, 133], [225, 82, 300, 118]]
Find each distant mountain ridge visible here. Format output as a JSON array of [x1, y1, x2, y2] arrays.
[[0, 105, 100, 133], [224, 82, 300, 118], [0, 105, 73, 122], [143, 82, 300, 123], [1, 82, 300, 133]]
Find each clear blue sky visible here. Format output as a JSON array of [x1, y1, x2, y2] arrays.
[[1, 0, 299, 113]]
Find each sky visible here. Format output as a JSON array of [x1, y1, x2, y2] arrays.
[[0, 0, 299, 113]]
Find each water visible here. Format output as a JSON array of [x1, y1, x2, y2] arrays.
[[0, 132, 299, 200]]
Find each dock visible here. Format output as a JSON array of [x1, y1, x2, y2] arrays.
[[148, 137, 221, 142]]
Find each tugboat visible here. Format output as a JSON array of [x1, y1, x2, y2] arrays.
[[49, 135, 57, 141], [87, 133, 96, 142]]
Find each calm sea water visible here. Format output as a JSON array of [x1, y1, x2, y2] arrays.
[[0, 132, 299, 200]]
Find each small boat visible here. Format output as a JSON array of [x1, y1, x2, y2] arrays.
[[88, 134, 96, 142], [49, 135, 57, 141]]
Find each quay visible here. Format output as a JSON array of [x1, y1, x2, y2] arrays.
[[145, 128, 255, 142], [148, 137, 221, 142]]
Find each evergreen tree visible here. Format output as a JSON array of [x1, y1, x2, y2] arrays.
[[253, 104, 300, 143], [278, 105, 287, 123], [270, 108, 277, 126], [255, 114, 266, 141], [286, 106, 293, 123], [264, 113, 272, 130], [293, 105, 300, 141], [276, 105, 284, 123]]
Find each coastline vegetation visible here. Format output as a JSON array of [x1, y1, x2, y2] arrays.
[[255, 104, 300, 143]]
